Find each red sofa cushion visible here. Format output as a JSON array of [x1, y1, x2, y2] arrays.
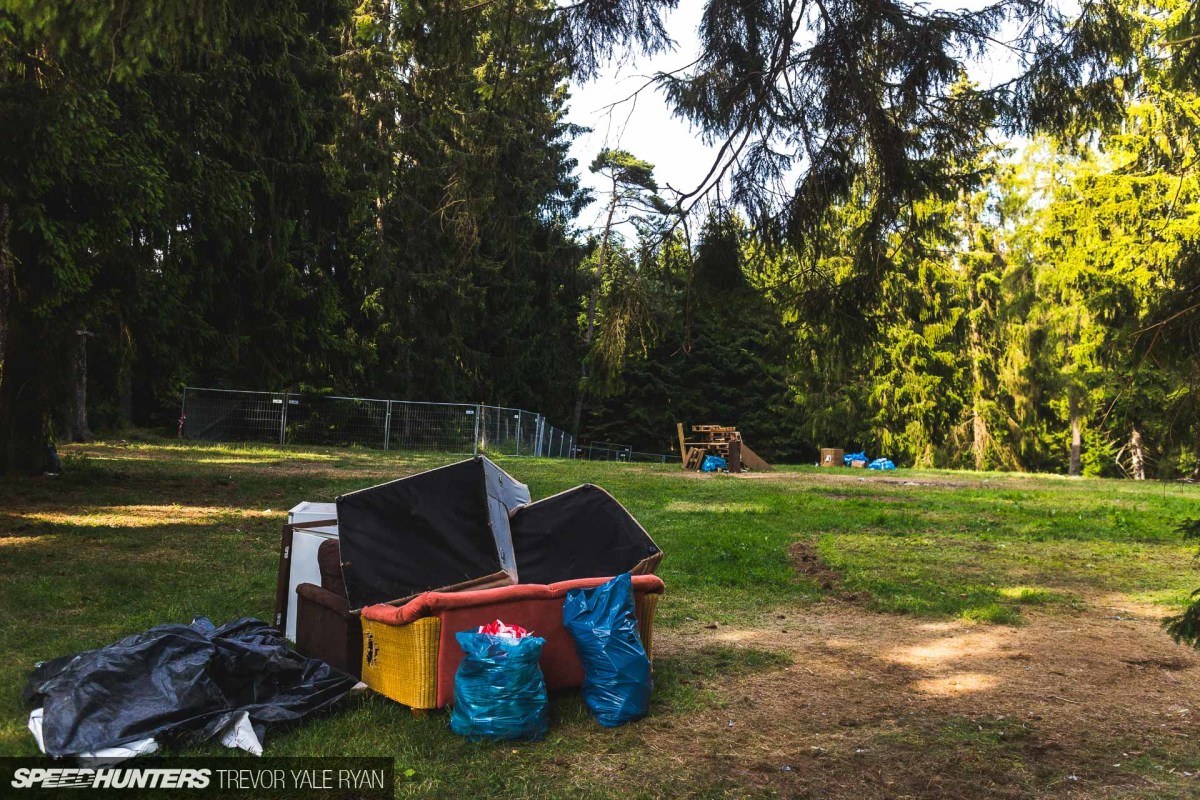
[[361, 575, 664, 707]]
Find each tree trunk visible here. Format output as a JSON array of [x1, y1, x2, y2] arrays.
[[117, 322, 134, 428], [967, 287, 987, 471], [1068, 388, 1082, 477], [1129, 427, 1146, 480], [0, 240, 52, 474], [0, 202, 8, 374], [373, 0, 390, 271], [972, 399, 987, 472], [61, 330, 93, 443], [571, 181, 620, 436]]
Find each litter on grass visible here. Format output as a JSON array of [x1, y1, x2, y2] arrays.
[[25, 616, 359, 761], [563, 573, 653, 727], [451, 631, 549, 741]]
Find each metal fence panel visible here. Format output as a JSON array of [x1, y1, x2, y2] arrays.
[[287, 395, 388, 448], [180, 388, 579, 458], [182, 387, 285, 445], [387, 401, 477, 452]]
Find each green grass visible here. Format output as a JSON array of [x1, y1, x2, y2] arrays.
[[2, 438, 1199, 797]]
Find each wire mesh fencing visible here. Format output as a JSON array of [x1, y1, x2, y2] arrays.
[[571, 441, 680, 463], [179, 387, 576, 458]]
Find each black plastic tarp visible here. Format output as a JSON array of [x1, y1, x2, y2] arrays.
[[336, 456, 530, 608], [24, 617, 357, 758], [509, 484, 662, 584]]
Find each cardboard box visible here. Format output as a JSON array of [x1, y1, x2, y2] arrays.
[[850, 460, 866, 468], [820, 448, 844, 467]]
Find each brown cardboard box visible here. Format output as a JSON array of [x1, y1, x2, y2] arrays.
[[820, 448, 844, 467], [850, 459, 866, 468]]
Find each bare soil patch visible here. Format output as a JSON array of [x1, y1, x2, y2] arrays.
[[789, 540, 848, 595], [613, 600, 1200, 798], [822, 492, 913, 503]]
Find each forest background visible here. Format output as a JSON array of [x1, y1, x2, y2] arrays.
[[2, 0, 1199, 478]]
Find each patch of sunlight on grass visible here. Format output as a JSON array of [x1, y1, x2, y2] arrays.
[[914, 672, 1000, 696], [11, 505, 277, 528], [997, 586, 1059, 604], [1129, 588, 1196, 609], [662, 501, 772, 515], [0, 535, 51, 547], [886, 630, 1005, 667], [962, 604, 1023, 625], [193, 457, 295, 465], [74, 441, 344, 462]]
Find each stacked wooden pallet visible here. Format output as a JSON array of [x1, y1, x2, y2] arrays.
[[675, 423, 772, 473]]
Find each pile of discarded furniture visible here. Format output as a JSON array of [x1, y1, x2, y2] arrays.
[[22, 456, 659, 761], [675, 422, 772, 473], [276, 456, 663, 715]]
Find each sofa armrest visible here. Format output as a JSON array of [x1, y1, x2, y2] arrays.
[[295, 583, 361, 678], [296, 582, 351, 617]]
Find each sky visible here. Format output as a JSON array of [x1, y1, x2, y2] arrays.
[[563, 2, 1031, 238], [565, 3, 712, 237]]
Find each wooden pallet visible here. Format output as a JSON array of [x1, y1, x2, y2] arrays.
[[676, 422, 771, 473]]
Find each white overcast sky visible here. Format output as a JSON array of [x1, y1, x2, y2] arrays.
[[564, 1, 1031, 238]]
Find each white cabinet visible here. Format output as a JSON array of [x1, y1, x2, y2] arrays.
[[282, 502, 339, 641]]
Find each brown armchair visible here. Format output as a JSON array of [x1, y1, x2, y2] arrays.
[[294, 539, 362, 678]]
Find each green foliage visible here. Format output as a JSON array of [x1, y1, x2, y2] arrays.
[[1, 0, 677, 469], [585, 212, 805, 461], [1165, 518, 1200, 647], [3, 0, 1200, 485]]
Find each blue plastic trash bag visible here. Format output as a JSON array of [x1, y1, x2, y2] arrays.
[[701, 455, 727, 472], [450, 632, 548, 741], [563, 573, 652, 727], [867, 458, 896, 470], [843, 451, 867, 466]]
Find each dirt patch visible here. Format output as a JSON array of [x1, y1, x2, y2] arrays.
[[789, 540, 843, 593], [823, 492, 912, 503], [728, 470, 987, 489], [1121, 656, 1193, 671], [598, 600, 1200, 799]]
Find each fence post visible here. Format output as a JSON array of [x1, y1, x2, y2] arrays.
[[514, 413, 522, 456], [179, 388, 187, 439], [473, 404, 482, 457], [383, 400, 392, 450], [279, 391, 289, 446]]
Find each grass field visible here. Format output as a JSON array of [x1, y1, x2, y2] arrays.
[[2, 439, 1200, 798]]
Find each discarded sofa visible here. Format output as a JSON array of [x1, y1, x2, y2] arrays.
[[358, 575, 665, 710], [280, 458, 665, 697]]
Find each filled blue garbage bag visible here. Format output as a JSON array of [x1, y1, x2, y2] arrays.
[[563, 573, 652, 727], [450, 632, 548, 741], [843, 451, 867, 466], [868, 458, 896, 470], [701, 455, 727, 472]]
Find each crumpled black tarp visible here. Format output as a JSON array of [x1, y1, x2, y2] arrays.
[[24, 617, 357, 757]]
